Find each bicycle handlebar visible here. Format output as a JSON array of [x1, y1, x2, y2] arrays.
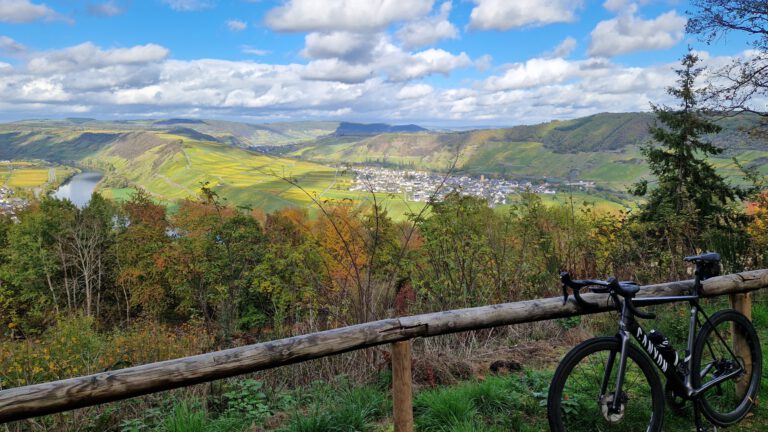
[[560, 272, 656, 319]]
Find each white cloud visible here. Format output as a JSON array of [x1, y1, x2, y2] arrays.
[[602, 0, 631, 13], [299, 31, 470, 82], [588, 11, 686, 57], [161, 0, 213, 12], [0, 0, 65, 23], [302, 31, 380, 63], [241, 45, 270, 56], [545, 37, 577, 58], [301, 58, 374, 83], [87, 1, 123, 17], [27, 43, 169, 73], [265, 0, 434, 32], [396, 83, 433, 99], [475, 54, 492, 71], [388, 48, 471, 81], [469, 0, 582, 31], [226, 19, 247, 31], [483, 57, 578, 90], [0, 40, 751, 126], [396, 1, 458, 49], [0, 35, 26, 55]]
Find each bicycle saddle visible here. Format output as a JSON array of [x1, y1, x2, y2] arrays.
[[684, 252, 721, 280], [683, 252, 720, 264]]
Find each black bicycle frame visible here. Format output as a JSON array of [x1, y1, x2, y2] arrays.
[[603, 290, 744, 413]]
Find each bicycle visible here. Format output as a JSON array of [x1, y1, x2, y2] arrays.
[[547, 253, 762, 431]]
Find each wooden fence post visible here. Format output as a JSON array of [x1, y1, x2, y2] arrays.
[[392, 340, 414, 432], [730, 292, 752, 396]]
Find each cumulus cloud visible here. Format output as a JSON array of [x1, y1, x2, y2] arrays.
[[226, 19, 246, 31], [301, 58, 374, 83], [469, 0, 582, 31], [396, 1, 458, 49], [265, 0, 434, 32], [602, 0, 632, 13], [588, 10, 686, 57], [0, 39, 751, 126], [27, 43, 169, 74], [0, 0, 66, 23], [475, 54, 492, 71], [544, 36, 577, 58], [87, 1, 123, 17], [389, 48, 470, 81], [161, 0, 213, 12], [483, 57, 578, 90], [302, 31, 381, 63], [0, 35, 26, 55], [396, 84, 433, 99], [299, 31, 470, 82]]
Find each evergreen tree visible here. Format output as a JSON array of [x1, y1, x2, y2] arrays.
[[632, 51, 745, 234]]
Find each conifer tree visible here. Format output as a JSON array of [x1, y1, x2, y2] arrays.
[[632, 51, 745, 232]]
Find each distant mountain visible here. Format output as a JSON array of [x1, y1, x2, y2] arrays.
[[166, 127, 219, 143], [334, 122, 428, 136], [154, 118, 207, 126], [288, 112, 768, 190]]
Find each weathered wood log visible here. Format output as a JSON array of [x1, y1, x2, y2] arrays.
[[730, 292, 753, 396], [391, 341, 414, 432], [1, 269, 767, 423]]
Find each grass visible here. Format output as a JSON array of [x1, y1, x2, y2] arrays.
[[118, 297, 768, 432]]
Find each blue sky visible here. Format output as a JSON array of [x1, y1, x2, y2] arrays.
[[0, 0, 758, 126]]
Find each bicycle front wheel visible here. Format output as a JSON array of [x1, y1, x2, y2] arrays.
[[693, 309, 762, 427], [548, 336, 664, 432]]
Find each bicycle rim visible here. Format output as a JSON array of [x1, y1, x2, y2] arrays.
[[548, 337, 663, 432], [693, 310, 762, 426]]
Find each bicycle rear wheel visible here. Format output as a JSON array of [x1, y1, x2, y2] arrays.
[[693, 309, 762, 427], [548, 336, 664, 432]]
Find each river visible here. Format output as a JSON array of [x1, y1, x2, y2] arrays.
[[52, 172, 103, 208]]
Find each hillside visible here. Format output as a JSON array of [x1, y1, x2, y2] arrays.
[[84, 131, 356, 212], [333, 122, 428, 136], [288, 112, 768, 189], [0, 113, 764, 214], [0, 118, 339, 153]]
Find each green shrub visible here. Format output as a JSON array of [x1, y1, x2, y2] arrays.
[[223, 379, 270, 421]]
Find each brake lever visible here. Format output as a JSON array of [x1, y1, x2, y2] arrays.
[[562, 283, 569, 305], [573, 286, 600, 309]]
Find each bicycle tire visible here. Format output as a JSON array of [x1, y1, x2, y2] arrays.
[[548, 336, 665, 432], [692, 309, 762, 427]]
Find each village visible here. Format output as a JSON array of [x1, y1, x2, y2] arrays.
[[348, 166, 570, 207], [0, 186, 29, 222]]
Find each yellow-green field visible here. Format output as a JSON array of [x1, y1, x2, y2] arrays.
[[90, 134, 428, 220], [6, 169, 48, 188], [0, 163, 76, 190]]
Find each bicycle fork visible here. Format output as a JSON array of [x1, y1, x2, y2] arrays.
[[601, 301, 633, 416]]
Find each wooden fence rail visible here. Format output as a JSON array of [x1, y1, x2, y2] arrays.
[[1, 269, 767, 425]]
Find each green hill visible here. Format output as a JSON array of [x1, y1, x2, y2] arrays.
[[0, 122, 422, 215], [0, 113, 764, 215], [287, 112, 768, 189]]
